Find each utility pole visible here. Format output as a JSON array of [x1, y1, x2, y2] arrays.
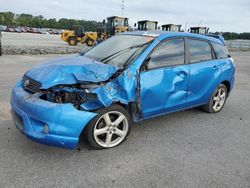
[[185, 22, 187, 32], [198, 19, 203, 26], [122, 0, 124, 17]]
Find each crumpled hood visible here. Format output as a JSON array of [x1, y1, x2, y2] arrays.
[[25, 55, 119, 89]]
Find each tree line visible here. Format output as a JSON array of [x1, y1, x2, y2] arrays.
[[219, 32, 250, 40], [0, 11, 103, 31], [0, 11, 250, 39]]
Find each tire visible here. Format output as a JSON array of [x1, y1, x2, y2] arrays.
[[85, 104, 132, 149], [202, 84, 227, 113], [68, 36, 77, 46], [86, 38, 94, 46], [0, 39, 2, 56]]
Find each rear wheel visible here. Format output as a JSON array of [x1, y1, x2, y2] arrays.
[[203, 84, 227, 113], [85, 104, 131, 149], [86, 38, 94, 46], [68, 36, 77, 46]]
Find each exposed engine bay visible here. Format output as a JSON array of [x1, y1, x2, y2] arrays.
[[39, 84, 100, 110], [23, 69, 125, 111]]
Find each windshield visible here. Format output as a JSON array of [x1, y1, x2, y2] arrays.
[[84, 35, 154, 68]]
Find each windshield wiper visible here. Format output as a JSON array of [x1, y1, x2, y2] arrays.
[[100, 41, 151, 63]]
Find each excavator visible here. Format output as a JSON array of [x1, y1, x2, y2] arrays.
[[61, 16, 129, 46]]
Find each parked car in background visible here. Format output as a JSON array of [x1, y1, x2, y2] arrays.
[[20, 27, 27, 33], [25, 27, 33, 33], [11, 31, 235, 149], [6, 27, 15, 32], [14, 27, 22, 33], [0, 25, 7, 32], [1, 26, 62, 35]]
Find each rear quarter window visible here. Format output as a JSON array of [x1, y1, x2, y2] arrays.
[[211, 42, 229, 59]]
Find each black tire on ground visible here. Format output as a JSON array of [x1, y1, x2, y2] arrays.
[[85, 104, 132, 149], [0, 33, 2, 56], [86, 38, 94, 46], [202, 84, 228, 113], [68, 36, 77, 46], [0, 41, 2, 56]]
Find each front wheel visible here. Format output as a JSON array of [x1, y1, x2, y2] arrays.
[[203, 84, 227, 113], [85, 104, 132, 149], [68, 36, 77, 46], [86, 38, 94, 46]]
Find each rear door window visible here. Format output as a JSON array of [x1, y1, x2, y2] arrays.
[[188, 39, 213, 63]]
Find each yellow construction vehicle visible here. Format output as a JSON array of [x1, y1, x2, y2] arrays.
[[137, 20, 158, 31], [161, 24, 182, 32], [106, 16, 129, 35], [61, 26, 98, 46], [61, 16, 129, 46], [189, 27, 209, 34]]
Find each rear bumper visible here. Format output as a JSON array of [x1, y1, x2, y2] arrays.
[[11, 81, 97, 149]]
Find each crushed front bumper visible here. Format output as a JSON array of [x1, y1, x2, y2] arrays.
[[10, 81, 97, 149]]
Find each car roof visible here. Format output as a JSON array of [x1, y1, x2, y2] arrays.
[[121, 31, 224, 45]]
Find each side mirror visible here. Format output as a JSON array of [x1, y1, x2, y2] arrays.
[[134, 23, 137, 27], [79, 52, 85, 56]]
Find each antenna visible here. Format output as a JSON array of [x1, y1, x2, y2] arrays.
[[198, 19, 203, 26], [122, 0, 124, 17]]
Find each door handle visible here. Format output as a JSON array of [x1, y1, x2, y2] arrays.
[[177, 71, 188, 78], [213, 65, 219, 70]]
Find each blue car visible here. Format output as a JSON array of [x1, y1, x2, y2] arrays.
[[11, 31, 235, 149]]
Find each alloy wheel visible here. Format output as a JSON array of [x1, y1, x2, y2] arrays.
[[93, 111, 129, 148], [212, 87, 226, 112]]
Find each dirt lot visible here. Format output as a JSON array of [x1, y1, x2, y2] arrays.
[[2, 32, 65, 47], [1, 32, 88, 54], [0, 52, 250, 187]]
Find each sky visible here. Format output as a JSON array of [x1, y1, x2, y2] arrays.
[[0, 0, 249, 32]]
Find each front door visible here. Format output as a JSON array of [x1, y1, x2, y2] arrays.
[[140, 38, 190, 118]]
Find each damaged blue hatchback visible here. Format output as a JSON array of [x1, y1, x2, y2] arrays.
[[11, 31, 235, 149]]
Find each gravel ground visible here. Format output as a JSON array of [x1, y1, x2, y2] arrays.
[[1, 32, 88, 54], [0, 52, 250, 188]]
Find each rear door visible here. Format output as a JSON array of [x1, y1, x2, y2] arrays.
[[140, 38, 190, 118], [186, 38, 222, 107]]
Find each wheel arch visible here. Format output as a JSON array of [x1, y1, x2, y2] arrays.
[[114, 102, 141, 123], [67, 35, 77, 40], [221, 80, 231, 95]]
